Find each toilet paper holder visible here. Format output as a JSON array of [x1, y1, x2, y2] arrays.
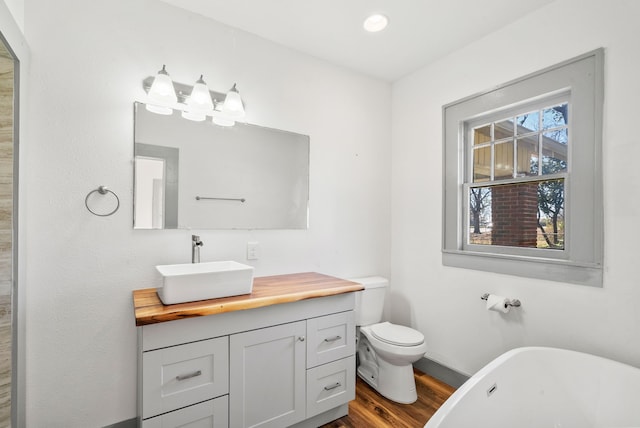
[[481, 293, 521, 307]]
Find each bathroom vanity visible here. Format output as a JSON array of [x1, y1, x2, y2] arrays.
[[132, 272, 363, 428]]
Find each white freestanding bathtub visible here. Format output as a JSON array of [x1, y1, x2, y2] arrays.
[[425, 347, 640, 428]]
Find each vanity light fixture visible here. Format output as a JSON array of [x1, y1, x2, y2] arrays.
[[363, 13, 389, 32], [142, 66, 246, 126], [145, 65, 178, 115]]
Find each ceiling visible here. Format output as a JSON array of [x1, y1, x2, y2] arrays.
[[159, 0, 555, 82]]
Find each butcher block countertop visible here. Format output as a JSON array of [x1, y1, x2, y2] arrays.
[[132, 272, 363, 326]]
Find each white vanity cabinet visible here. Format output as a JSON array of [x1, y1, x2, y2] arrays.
[[136, 289, 357, 428]]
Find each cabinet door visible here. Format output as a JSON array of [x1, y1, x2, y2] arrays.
[[143, 336, 229, 419], [229, 321, 306, 428], [306, 311, 355, 368], [142, 395, 229, 428]]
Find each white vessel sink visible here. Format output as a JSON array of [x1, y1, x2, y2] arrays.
[[156, 261, 255, 305]]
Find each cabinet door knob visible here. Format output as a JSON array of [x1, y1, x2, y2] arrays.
[[297, 336, 305, 342], [176, 370, 202, 381]]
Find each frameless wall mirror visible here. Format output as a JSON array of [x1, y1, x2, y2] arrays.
[[133, 102, 310, 229]]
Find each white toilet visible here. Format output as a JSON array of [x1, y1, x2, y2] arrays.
[[352, 276, 428, 404]]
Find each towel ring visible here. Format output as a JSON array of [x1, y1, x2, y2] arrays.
[[85, 186, 120, 217]]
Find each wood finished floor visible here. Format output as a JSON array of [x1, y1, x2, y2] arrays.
[[321, 369, 455, 428]]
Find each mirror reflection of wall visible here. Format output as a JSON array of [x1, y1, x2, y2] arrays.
[[133, 102, 310, 230], [134, 142, 179, 229], [134, 157, 165, 229]]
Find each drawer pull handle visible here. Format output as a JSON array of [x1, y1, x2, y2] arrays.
[[176, 370, 202, 381], [324, 382, 341, 391], [324, 335, 342, 342]]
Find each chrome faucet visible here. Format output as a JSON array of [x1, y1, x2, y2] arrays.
[[192, 235, 204, 263]]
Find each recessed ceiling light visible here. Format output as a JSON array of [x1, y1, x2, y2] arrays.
[[363, 14, 388, 33]]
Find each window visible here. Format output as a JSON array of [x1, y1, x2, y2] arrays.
[[442, 50, 603, 286], [467, 96, 568, 252]]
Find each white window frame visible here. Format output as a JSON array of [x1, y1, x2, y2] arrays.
[[442, 49, 603, 286]]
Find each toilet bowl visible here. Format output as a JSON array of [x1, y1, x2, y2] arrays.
[[351, 277, 427, 404], [358, 322, 427, 404]]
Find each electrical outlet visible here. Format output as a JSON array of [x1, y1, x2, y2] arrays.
[[247, 241, 260, 260]]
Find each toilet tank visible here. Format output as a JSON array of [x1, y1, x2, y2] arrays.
[[350, 276, 388, 326]]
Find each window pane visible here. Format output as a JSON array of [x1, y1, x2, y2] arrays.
[[516, 134, 538, 177], [473, 124, 491, 145], [543, 128, 568, 145], [516, 111, 539, 134], [493, 141, 513, 180], [473, 146, 491, 182], [468, 179, 565, 249], [542, 153, 567, 174], [537, 179, 565, 249], [542, 129, 568, 173], [543, 104, 568, 129], [494, 118, 514, 140], [468, 187, 493, 245]]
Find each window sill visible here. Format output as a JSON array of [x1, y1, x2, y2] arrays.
[[442, 249, 602, 287]]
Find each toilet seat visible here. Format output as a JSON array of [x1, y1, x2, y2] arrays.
[[370, 322, 424, 347]]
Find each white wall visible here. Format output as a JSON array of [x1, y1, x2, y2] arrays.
[[391, 0, 640, 376], [1, 0, 23, 32], [23, 0, 391, 426]]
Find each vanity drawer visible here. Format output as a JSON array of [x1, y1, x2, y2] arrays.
[[306, 355, 355, 418], [306, 311, 355, 368], [142, 336, 229, 419], [141, 395, 229, 428]]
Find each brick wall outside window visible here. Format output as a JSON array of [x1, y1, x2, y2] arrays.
[[491, 182, 538, 247]]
